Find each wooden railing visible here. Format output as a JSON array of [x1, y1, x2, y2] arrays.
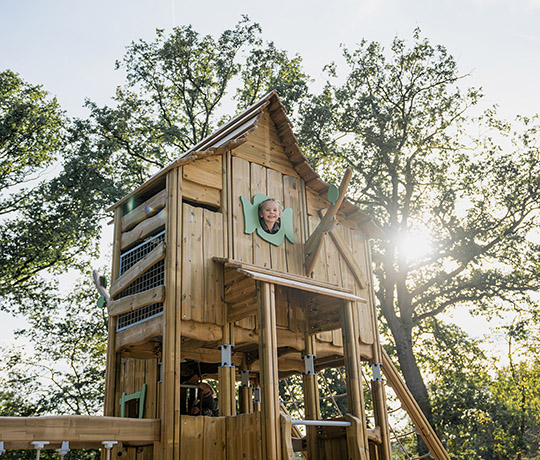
[[0, 416, 159, 450]]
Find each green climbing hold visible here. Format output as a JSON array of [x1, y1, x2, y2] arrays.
[[328, 183, 339, 206], [97, 295, 106, 309]]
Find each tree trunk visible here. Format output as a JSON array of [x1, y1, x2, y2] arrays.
[[385, 313, 433, 423]]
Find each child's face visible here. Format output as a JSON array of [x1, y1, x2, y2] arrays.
[[260, 201, 281, 229]]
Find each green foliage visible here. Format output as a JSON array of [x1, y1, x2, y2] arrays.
[[0, 70, 64, 203], [0, 71, 121, 311], [418, 319, 540, 459], [0, 275, 106, 459], [299, 28, 540, 426], [1, 275, 107, 415], [84, 16, 309, 186]]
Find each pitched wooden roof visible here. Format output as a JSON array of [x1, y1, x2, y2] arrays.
[[107, 91, 380, 237]]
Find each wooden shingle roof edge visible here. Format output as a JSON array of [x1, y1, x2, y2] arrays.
[[106, 91, 381, 238]]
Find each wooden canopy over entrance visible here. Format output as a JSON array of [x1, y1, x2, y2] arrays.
[[216, 258, 366, 334]]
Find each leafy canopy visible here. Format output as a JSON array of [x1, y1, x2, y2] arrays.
[[299, 28, 540, 423]]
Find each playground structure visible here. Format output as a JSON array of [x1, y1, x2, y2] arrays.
[[0, 92, 449, 460]]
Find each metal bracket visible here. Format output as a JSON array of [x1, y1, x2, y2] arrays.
[[56, 441, 70, 458], [219, 344, 234, 367], [241, 369, 250, 388], [303, 354, 316, 375], [102, 441, 118, 460], [31, 441, 49, 450], [253, 386, 261, 404], [371, 363, 383, 382]]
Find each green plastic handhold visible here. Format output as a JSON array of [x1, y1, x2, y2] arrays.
[[241, 194, 296, 246], [97, 295, 106, 309], [328, 184, 339, 206]]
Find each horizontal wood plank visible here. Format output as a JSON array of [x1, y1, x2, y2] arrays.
[[236, 268, 364, 303], [110, 242, 166, 298], [121, 189, 167, 232], [182, 155, 222, 189], [108, 286, 165, 317], [121, 209, 166, 251], [182, 179, 221, 207], [115, 314, 163, 351], [0, 416, 160, 444]]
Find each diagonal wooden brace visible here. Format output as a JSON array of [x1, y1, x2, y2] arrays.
[[304, 169, 352, 276]]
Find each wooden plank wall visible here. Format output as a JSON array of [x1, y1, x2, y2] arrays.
[[181, 203, 225, 326], [317, 427, 348, 460], [230, 156, 305, 330], [307, 218, 375, 350], [228, 108, 376, 352], [179, 412, 262, 460], [182, 155, 222, 208], [117, 357, 160, 460], [229, 159, 305, 275]]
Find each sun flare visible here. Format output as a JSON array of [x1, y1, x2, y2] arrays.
[[397, 231, 433, 262]]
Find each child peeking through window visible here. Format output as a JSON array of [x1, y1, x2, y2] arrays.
[[258, 198, 282, 234]]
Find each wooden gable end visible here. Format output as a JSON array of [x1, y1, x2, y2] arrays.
[[231, 109, 298, 178], [229, 109, 305, 277]]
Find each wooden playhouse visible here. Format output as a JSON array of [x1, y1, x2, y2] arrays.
[[0, 92, 448, 460]]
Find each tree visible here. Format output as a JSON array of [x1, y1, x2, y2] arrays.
[[299, 29, 540, 424], [0, 70, 64, 212], [0, 70, 122, 312], [84, 16, 310, 184], [0, 276, 106, 459]]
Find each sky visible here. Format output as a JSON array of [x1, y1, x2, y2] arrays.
[[1, 0, 540, 352]]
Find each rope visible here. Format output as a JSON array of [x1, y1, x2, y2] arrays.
[[319, 371, 343, 417]]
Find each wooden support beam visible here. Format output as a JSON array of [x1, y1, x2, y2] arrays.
[[371, 380, 393, 459], [110, 242, 166, 298], [304, 169, 353, 276], [107, 286, 165, 317], [342, 301, 370, 458], [258, 282, 281, 460], [161, 168, 181, 460], [0, 416, 160, 446], [121, 189, 167, 232], [120, 209, 166, 251], [345, 414, 369, 460], [181, 347, 243, 366], [104, 207, 122, 421], [216, 257, 360, 293], [381, 350, 450, 460], [304, 334, 321, 460], [280, 413, 295, 460]]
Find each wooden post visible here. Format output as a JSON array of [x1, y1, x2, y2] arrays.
[[341, 301, 369, 460], [219, 324, 236, 416], [381, 350, 450, 460], [102, 207, 123, 460], [303, 333, 320, 460], [160, 168, 181, 460], [239, 367, 253, 414], [280, 413, 295, 460], [257, 281, 281, 460], [345, 414, 367, 460], [364, 241, 393, 460], [371, 380, 392, 460]]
